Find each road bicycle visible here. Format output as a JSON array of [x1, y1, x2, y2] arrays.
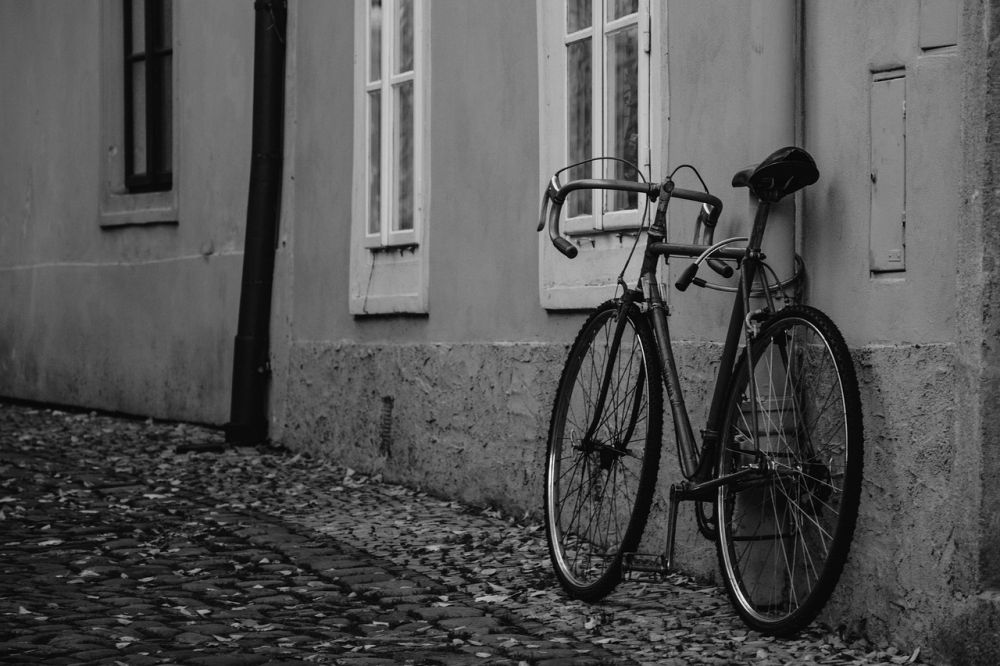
[[536, 146, 863, 636]]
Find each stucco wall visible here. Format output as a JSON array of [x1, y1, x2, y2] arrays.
[[275, 1, 992, 658], [278, 0, 571, 349], [0, 1, 252, 422], [1, 0, 989, 659], [802, 1, 961, 343], [798, 2, 985, 655]]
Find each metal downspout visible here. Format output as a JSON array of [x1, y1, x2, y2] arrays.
[[225, 0, 288, 445]]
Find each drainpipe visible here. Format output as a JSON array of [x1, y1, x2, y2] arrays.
[[749, 0, 798, 284], [226, 0, 288, 445]]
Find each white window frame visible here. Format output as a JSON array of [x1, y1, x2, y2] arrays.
[[99, 0, 180, 228], [537, 0, 662, 309], [349, 0, 430, 315], [562, 0, 650, 235]]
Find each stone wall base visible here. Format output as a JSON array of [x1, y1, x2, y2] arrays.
[[280, 339, 970, 653]]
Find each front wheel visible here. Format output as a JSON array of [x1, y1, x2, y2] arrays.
[[715, 305, 863, 635], [544, 299, 662, 601]]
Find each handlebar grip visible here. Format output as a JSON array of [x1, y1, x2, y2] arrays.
[[553, 237, 578, 258], [675, 262, 699, 292], [707, 258, 734, 278]]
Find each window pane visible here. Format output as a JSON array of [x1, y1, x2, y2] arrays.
[[369, 0, 382, 82], [131, 60, 147, 176], [368, 91, 382, 235], [393, 80, 414, 232], [396, 0, 414, 74], [567, 0, 592, 32], [156, 55, 172, 174], [606, 0, 638, 21], [566, 38, 592, 217], [606, 25, 638, 211], [129, 0, 145, 54]]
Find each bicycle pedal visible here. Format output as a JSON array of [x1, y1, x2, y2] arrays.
[[622, 552, 670, 580]]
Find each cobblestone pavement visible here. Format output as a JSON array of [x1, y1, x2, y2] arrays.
[[0, 403, 927, 665]]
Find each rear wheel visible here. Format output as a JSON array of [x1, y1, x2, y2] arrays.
[[715, 305, 863, 635], [544, 299, 662, 601]]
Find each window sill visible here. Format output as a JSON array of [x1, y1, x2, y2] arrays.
[[349, 242, 428, 316], [369, 242, 419, 255], [99, 188, 178, 228]]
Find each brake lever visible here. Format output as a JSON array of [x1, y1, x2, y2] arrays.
[[537, 178, 560, 232]]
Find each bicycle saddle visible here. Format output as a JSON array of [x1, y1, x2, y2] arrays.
[[731, 146, 819, 203]]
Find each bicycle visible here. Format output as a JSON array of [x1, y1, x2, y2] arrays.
[[536, 146, 863, 636]]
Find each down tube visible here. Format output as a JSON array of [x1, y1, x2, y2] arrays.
[[643, 276, 699, 479]]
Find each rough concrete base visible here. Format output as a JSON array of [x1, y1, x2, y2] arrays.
[[281, 341, 564, 511], [280, 339, 973, 654], [831, 344, 966, 650], [932, 590, 1000, 665]]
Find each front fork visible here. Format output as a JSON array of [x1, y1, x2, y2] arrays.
[[579, 283, 644, 450]]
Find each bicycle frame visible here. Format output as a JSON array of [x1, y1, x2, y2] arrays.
[[539, 149, 862, 634], [540, 176, 777, 488], [642, 200, 773, 486]]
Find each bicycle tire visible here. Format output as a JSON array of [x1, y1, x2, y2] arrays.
[[715, 304, 863, 635], [544, 299, 663, 601]]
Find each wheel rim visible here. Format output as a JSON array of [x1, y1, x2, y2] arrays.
[[547, 309, 652, 590], [717, 316, 854, 627]]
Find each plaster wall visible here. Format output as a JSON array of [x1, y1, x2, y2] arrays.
[[0, 3, 987, 653], [802, 1, 961, 345], [283, 0, 572, 349], [0, 1, 253, 422], [276, 0, 762, 578], [797, 1, 979, 653], [274, 0, 981, 656]]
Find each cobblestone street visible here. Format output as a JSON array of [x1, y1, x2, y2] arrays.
[[0, 403, 925, 665]]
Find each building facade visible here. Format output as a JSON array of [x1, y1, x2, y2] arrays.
[[1, 0, 998, 659]]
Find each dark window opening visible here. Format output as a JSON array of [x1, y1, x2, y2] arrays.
[[123, 0, 172, 193]]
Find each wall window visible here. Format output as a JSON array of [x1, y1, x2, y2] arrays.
[[364, 0, 420, 248], [123, 0, 173, 193], [563, 0, 645, 232], [537, 0, 659, 308], [349, 0, 429, 314], [99, 0, 178, 226]]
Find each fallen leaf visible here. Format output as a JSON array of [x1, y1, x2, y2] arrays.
[[474, 594, 509, 603]]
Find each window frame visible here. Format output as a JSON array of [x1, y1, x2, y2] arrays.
[[362, 0, 422, 249], [562, 0, 650, 236], [349, 0, 430, 315], [123, 0, 174, 194], [537, 0, 662, 309], [99, 0, 179, 227]]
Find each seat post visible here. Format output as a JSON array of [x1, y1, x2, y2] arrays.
[[748, 199, 772, 251]]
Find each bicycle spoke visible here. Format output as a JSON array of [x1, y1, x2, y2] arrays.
[[717, 308, 862, 635], [545, 302, 662, 600]]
